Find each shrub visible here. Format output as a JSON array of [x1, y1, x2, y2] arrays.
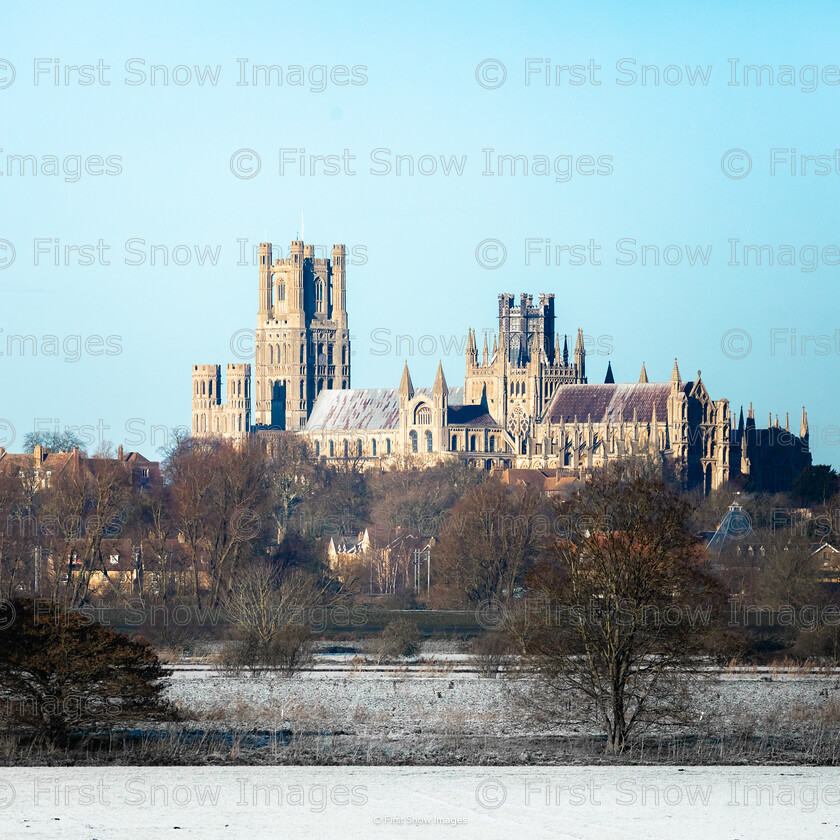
[[375, 617, 423, 661], [469, 632, 510, 678], [0, 599, 171, 745]]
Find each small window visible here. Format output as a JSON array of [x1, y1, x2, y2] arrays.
[[372, 440, 377, 457], [315, 441, 320, 458], [425, 431, 433, 452], [410, 431, 418, 453], [386, 438, 391, 454]]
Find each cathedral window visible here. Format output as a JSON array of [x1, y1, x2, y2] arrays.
[[410, 431, 418, 453], [425, 431, 433, 452], [415, 405, 432, 425]]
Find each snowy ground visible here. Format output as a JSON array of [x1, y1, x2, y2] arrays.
[[168, 667, 840, 737], [1, 766, 839, 839]]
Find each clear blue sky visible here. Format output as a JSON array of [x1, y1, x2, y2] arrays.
[[2, 1, 839, 465]]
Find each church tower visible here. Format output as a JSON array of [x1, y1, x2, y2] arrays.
[[253, 240, 351, 430]]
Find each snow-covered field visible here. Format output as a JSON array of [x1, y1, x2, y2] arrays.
[[1, 766, 839, 839], [168, 668, 840, 737]]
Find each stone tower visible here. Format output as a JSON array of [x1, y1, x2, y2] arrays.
[[254, 241, 350, 430], [192, 364, 222, 436], [224, 362, 252, 439], [464, 292, 586, 445]]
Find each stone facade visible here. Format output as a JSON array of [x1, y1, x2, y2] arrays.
[[191, 241, 811, 494]]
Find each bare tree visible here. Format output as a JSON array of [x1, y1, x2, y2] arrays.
[[525, 459, 721, 754]]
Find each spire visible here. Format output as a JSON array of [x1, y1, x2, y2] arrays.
[[399, 361, 414, 399], [785, 411, 789, 432], [492, 334, 497, 357], [604, 361, 615, 384], [747, 401, 754, 420], [638, 362, 648, 383], [482, 331, 489, 366], [670, 357, 681, 385], [433, 360, 448, 397], [738, 406, 745, 433], [563, 334, 569, 365], [801, 406, 809, 439]]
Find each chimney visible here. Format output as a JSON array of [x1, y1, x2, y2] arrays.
[[33, 445, 49, 464], [118, 444, 124, 460]]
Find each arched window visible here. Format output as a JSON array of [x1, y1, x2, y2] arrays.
[[415, 405, 432, 425], [342, 346, 346, 365], [425, 431, 433, 452], [279, 282, 285, 301], [201, 381, 206, 396], [372, 439, 377, 457], [299, 381, 304, 399], [269, 345, 274, 364], [329, 440, 334, 457], [300, 345, 304, 363], [451, 435, 457, 450], [315, 280, 323, 308], [386, 438, 391, 454], [410, 431, 418, 453], [328, 344, 334, 365], [327, 379, 333, 389], [470, 435, 477, 452], [315, 441, 320, 458], [489, 436, 495, 452]]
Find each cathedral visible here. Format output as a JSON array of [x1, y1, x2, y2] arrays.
[[191, 239, 811, 494]]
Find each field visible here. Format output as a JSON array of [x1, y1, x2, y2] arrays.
[[2, 765, 839, 839]]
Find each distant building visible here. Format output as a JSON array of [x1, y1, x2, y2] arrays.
[[191, 238, 811, 494]]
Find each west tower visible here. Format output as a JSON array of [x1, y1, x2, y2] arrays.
[[254, 241, 350, 430]]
